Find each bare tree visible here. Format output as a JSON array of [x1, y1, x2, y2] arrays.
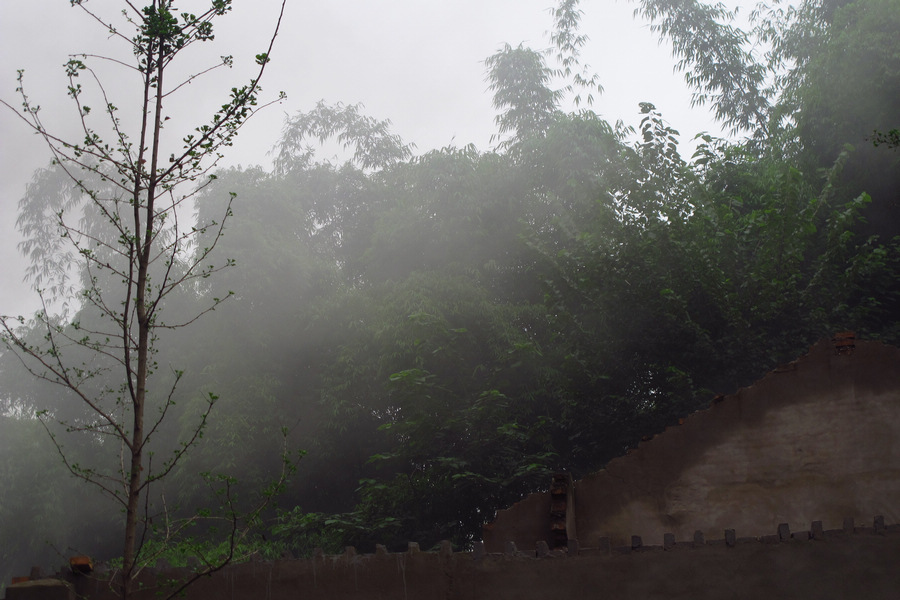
[[0, 1, 289, 597]]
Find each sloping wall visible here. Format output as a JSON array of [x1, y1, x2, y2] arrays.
[[483, 338, 900, 551]]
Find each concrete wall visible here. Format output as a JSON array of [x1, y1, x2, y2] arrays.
[[7, 522, 900, 600], [484, 338, 900, 551]]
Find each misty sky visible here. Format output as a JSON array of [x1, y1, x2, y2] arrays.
[[0, 0, 738, 318]]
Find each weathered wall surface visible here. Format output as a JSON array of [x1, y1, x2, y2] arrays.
[[7, 523, 900, 600], [484, 338, 900, 551]]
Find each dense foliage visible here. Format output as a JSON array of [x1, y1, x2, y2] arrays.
[[1, 0, 898, 578]]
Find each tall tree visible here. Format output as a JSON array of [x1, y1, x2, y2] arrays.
[[780, 0, 900, 238], [0, 2, 288, 596], [484, 44, 562, 146], [636, 0, 771, 135]]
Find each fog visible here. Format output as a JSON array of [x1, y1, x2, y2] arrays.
[[2, 0, 897, 591], [1, 0, 727, 318]]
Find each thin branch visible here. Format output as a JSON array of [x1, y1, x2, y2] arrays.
[[35, 417, 130, 509], [163, 59, 231, 99], [75, 53, 141, 73], [158, 0, 287, 183], [72, 3, 138, 50]]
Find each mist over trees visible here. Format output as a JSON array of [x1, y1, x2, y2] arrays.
[[2, 0, 899, 584]]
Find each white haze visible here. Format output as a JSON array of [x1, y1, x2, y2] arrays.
[[0, 0, 740, 318]]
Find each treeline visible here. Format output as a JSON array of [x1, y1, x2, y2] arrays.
[[1, 0, 899, 576]]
